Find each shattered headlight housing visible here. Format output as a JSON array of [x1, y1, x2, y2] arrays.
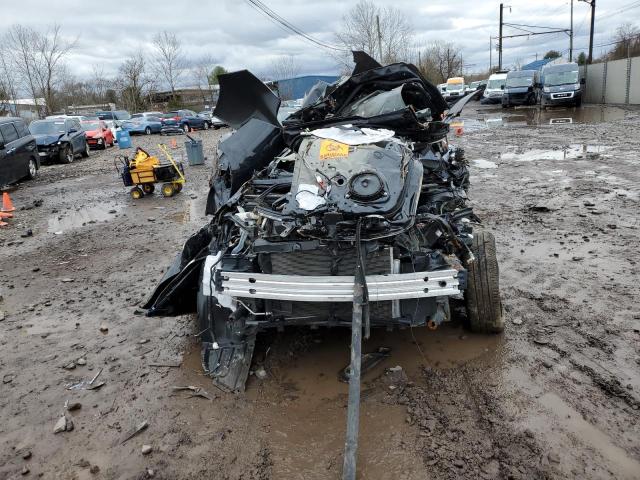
[[543, 86, 551, 93]]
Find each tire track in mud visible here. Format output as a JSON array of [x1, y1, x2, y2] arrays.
[[389, 363, 554, 480]]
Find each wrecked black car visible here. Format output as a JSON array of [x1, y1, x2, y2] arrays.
[[145, 53, 503, 393], [29, 118, 90, 164]]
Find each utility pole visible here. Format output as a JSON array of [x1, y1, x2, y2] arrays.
[[579, 0, 596, 64], [498, 3, 504, 70], [588, 0, 595, 64], [489, 37, 492, 72], [569, 0, 574, 61], [376, 15, 383, 64]]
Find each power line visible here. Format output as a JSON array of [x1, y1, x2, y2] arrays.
[[504, 22, 569, 31], [244, 0, 348, 52], [597, 0, 640, 20], [573, 31, 640, 50]]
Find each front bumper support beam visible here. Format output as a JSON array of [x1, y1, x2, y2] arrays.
[[217, 269, 461, 302]]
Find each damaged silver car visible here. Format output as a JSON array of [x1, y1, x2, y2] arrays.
[[144, 51, 502, 477]]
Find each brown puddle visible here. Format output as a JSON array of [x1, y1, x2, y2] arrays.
[[250, 326, 500, 478], [476, 105, 626, 128], [180, 324, 501, 479]]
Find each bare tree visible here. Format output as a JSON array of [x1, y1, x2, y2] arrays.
[[609, 22, 640, 59], [152, 31, 185, 101], [4, 24, 76, 115], [190, 55, 216, 105], [117, 52, 149, 113], [5, 25, 42, 111], [335, 0, 413, 66], [419, 41, 463, 84], [0, 41, 19, 115], [32, 24, 77, 114], [269, 55, 301, 100], [88, 64, 111, 104]]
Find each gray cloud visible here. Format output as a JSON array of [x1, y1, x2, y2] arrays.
[[1, 0, 636, 84]]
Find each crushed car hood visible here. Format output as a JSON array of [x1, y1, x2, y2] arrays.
[[34, 134, 64, 146]]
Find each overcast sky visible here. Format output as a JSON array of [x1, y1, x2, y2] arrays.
[[1, 0, 636, 83]]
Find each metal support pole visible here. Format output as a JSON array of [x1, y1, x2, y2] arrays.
[[601, 61, 607, 104], [342, 220, 366, 480], [588, 0, 595, 64], [342, 293, 362, 480], [489, 37, 492, 72], [499, 3, 504, 70], [376, 15, 383, 64], [625, 54, 632, 105], [570, 0, 574, 61]]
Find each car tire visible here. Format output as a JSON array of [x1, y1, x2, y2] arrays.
[[182, 124, 190, 133], [203, 122, 210, 130], [81, 142, 90, 158], [145, 127, 151, 135], [27, 158, 38, 180], [464, 230, 503, 333], [59, 144, 74, 164]]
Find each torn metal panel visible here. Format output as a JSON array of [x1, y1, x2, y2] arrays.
[[351, 50, 382, 75], [213, 70, 281, 129]]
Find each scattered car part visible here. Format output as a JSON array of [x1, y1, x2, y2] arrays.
[[338, 347, 391, 382]]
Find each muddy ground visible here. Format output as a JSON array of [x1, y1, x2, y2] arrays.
[[1, 104, 639, 480]]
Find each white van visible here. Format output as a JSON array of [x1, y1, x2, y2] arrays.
[[482, 72, 508, 104]]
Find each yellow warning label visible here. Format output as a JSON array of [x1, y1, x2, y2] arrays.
[[319, 140, 349, 160]]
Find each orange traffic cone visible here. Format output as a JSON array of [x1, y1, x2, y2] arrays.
[[0, 212, 12, 219], [1, 192, 15, 212]]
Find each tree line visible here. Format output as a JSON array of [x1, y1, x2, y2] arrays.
[[334, 0, 464, 85], [0, 24, 228, 116]]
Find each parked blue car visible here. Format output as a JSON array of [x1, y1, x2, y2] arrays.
[[120, 116, 163, 135], [166, 109, 210, 132]]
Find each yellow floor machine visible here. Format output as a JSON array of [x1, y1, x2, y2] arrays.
[[116, 145, 185, 199]]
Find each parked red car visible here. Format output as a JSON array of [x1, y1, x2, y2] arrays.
[[81, 120, 114, 149]]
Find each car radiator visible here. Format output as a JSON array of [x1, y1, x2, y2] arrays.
[[266, 247, 393, 322]]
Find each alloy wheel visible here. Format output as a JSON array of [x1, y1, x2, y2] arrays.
[[28, 159, 37, 178]]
